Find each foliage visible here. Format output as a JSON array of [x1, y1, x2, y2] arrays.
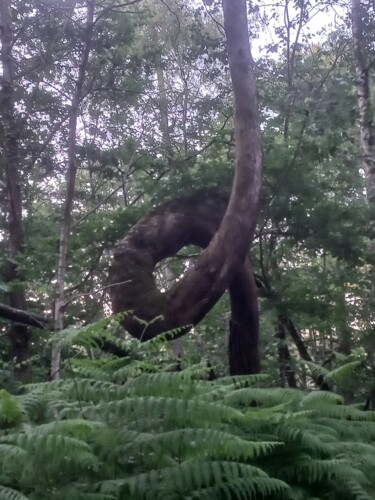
[[0, 335, 374, 499]]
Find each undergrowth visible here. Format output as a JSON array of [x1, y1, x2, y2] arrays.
[[0, 321, 374, 499]]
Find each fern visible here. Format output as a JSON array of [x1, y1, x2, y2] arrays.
[[2, 361, 375, 499], [0, 486, 29, 500], [117, 427, 281, 461], [100, 461, 278, 497]]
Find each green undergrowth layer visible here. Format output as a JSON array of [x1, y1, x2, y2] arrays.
[[0, 357, 374, 500]]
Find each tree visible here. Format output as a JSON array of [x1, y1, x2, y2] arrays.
[[0, 0, 30, 377], [109, 0, 263, 374], [51, 0, 95, 381], [352, 0, 375, 219]]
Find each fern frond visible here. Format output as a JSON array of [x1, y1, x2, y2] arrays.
[[0, 390, 22, 426], [61, 378, 128, 403], [316, 417, 375, 440], [54, 313, 127, 352], [123, 371, 198, 397], [224, 387, 300, 408], [67, 359, 113, 381], [30, 419, 104, 438], [343, 480, 373, 500], [15, 393, 46, 421], [316, 404, 375, 421], [279, 456, 346, 483], [300, 391, 344, 408], [100, 461, 270, 497], [0, 432, 96, 467], [53, 489, 116, 500], [143, 325, 188, 346], [324, 361, 362, 385], [275, 423, 332, 455], [215, 374, 271, 388], [301, 361, 330, 383], [0, 486, 29, 500], [186, 476, 290, 499], [87, 396, 244, 425], [118, 428, 282, 461], [111, 360, 158, 382]]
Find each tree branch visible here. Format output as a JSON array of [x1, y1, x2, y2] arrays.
[[0, 303, 51, 329]]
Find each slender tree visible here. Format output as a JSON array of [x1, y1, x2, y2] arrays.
[[352, 0, 375, 220], [0, 0, 30, 377], [51, 0, 95, 380]]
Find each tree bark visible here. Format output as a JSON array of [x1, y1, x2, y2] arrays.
[[109, 0, 262, 374], [51, 0, 95, 380], [280, 315, 330, 390], [0, 0, 30, 377], [352, 0, 375, 217], [0, 303, 50, 329], [228, 259, 260, 374], [275, 317, 297, 388], [109, 190, 261, 374]]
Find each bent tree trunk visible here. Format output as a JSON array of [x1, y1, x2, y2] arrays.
[[109, 0, 262, 375]]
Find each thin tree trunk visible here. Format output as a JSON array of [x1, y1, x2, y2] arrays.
[[164, 263, 183, 368], [283, 0, 305, 141], [155, 52, 173, 159], [0, 0, 30, 378], [51, 0, 95, 380], [280, 315, 330, 390], [274, 317, 297, 388], [352, 0, 375, 215]]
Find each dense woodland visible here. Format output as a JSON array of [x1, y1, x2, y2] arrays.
[[0, 0, 375, 498]]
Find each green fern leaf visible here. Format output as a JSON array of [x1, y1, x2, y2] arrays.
[[100, 461, 270, 497], [0, 486, 29, 500], [300, 391, 344, 408], [118, 428, 281, 461], [187, 476, 290, 499], [224, 387, 300, 408], [87, 396, 243, 425], [343, 480, 373, 500], [324, 361, 362, 385]]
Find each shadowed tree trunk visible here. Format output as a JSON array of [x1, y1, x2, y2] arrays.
[[0, 0, 30, 378], [352, 0, 375, 217], [109, 0, 262, 375], [228, 259, 260, 374], [275, 317, 297, 388], [280, 315, 330, 390], [51, 0, 95, 380]]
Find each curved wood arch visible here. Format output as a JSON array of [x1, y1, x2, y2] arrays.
[[109, 0, 262, 374], [109, 190, 260, 374]]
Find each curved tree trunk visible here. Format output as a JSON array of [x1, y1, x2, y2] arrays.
[[109, 0, 262, 374], [110, 189, 261, 374]]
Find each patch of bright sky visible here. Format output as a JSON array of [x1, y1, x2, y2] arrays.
[[254, 1, 348, 58], [196, 0, 348, 59]]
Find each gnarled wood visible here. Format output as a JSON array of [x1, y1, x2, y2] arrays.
[[109, 190, 260, 374]]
